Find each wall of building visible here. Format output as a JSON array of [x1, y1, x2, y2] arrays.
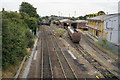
[[119, 14, 120, 46], [103, 15, 119, 45], [87, 20, 104, 38], [77, 23, 86, 29]]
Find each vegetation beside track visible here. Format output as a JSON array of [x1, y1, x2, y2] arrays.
[[95, 41, 120, 58], [52, 26, 66, 38], [2, 2, 40, 77]]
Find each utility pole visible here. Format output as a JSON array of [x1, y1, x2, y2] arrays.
[[69, 13, 70, 17], [61, 13, 62, 17], [74, 11, 76, 17], [58, 11, 60, 17]]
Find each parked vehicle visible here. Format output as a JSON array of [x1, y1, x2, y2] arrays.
[[67, 27, 81, 43]]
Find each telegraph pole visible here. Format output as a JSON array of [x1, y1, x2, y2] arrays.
[[69, 13, 70, 18], [74, 11, 76, 17], [58, 11, 60, 17]]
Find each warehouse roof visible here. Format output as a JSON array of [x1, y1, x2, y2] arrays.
[[59, 19, 73, 23], [75, 20, 88, 23], [59, 19, 87, 23]]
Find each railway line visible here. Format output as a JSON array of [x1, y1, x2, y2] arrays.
[[45, 27, 65, 78], [77, 44, 118, 79], [27, 25, 119, 79], [41, 26, 53, 79], [38, 26, 77, 79], [84, 34, 118, 64], [47, 27, 77, 79], [81, 34, 120, 76], [48, 26, 105, 79], [65, 34, 119, 79]]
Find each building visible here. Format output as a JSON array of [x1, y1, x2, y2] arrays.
[[87, 14, 120, 45], [60, 19, 88, 30], [103, 13, 120, 45], [75, 20, 88, 30], [86, 15, 106, 38]]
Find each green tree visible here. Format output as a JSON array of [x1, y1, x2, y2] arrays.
[[78, 16, 87, 20], [20, 12, 29, 19], [19, 2, 40, 35], [25, 17, 37, 35], [97, 11, 105, 16], [2, 11, 34, 70], [19, 2, 38, 18]]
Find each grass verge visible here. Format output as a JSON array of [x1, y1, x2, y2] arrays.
[[2, 63, 21, 78], [94, 41, 120, 58]]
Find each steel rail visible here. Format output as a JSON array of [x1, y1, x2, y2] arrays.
[[49, 31, 67, 79], [48, 27, 78, 79], [42, 26, 52, 78], [44, 27, 54, 79]]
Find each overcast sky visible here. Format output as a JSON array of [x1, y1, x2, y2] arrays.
[[1, 0, 120, 17]]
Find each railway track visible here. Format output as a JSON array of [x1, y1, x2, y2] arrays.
[[77, 45, 118, 79], [65, 35, 119, 79], [48, 27, 77, 79], [41, 26, 52, 79], [38, 26, 119, 79], [82, 34, 120, 76], [45, 27, 65, 78], [83, 34, 118, 65]]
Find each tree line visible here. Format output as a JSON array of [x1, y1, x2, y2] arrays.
[[2, 2, 40, 70]]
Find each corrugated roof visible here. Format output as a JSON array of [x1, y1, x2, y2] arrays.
[[59, 19, 73, 22], [75, 20, 88, 23], [59, 19, 87, 23]]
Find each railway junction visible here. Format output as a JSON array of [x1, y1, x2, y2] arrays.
[[26, 25, 119, 79]]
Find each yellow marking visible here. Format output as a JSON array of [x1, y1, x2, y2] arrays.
[[96, 76, 100, 79]]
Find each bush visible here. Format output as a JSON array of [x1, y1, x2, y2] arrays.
[[27, 39, 34, 48], [2, 11, 35, 70], [102, 38, 107, 44], [54, 27, 66, 37]]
